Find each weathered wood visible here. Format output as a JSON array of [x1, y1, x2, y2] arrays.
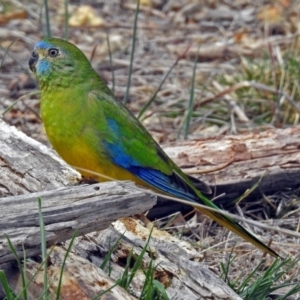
[[110, 218, 241, 299], [0, 119, 80, 197], [5, 246, 137, 300], [164, 127, 300, 200], [2, 118, 296, 300], [0, 182, 156, 264], [2, 118, 300, 202], [5, 219, 242, 300]]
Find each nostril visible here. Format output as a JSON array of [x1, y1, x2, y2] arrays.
[[29, 51, 39, 72], [31, 50, 38, 58]]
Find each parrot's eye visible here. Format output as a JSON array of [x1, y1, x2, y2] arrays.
[[48, 48, 59, 57]]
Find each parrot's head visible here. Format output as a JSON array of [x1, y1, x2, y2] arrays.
[[29, 38, 93, 88]]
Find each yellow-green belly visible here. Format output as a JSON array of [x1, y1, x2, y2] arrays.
[[47, 126, 147, 187], [41, 90, 148, 188]]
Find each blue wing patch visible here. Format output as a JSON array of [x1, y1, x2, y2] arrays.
[[128, 167, 198, 202], [104, 118, 139, 168], [104, 118, 198, 202], [104, 141, 138, 168]]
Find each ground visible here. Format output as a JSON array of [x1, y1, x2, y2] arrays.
[[0, 0, 300, 297]]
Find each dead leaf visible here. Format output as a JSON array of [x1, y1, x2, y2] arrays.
[[257, 5, 282, 24], [69, 5, 104, 27], [0, 10, 27, 25], [140, 0, 153, 7]]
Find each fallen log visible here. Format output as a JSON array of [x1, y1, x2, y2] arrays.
[[164, 126, 300, 197], [0, 181, 156, 264], [0, 118, 79, 197], [0, 120, 243, 299], [147, 127, 300, 218], [2, 118, 300, 202], [4, 220, 242, 300]]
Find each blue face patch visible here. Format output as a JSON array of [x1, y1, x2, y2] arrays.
[[36, 59, 51, 76], [35, 40, 66, 55], [34, 40, 60, 76], [35, 40, 52, 50]]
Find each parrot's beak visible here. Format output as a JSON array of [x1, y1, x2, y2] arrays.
[[29, 50, 38, 72]]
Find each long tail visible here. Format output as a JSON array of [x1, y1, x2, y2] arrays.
[[161, 189, 280, 258], [195, 192, 280, 258], [183, 172, 280, 258], [124, 165, 280, 257]]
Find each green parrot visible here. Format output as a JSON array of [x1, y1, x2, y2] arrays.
[[29, 38, 279, 258]]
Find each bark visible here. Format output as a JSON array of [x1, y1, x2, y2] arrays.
[[0, 119, 244, 299], [0, 119, 79, 197], [4, 220, 241, 300], [3, 121, 299, 299], [0, 181, 156, 264], [164, 126, 300, 199], [2, 118, 300, 201], [2, 118, 300, 202]]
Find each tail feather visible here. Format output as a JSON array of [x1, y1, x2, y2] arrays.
[[186, 174, 212, 194], [181, 171, 280, 258], [128, 165, 280, 257], [196, 205, 280, 258], [193, 183, 280, 258]]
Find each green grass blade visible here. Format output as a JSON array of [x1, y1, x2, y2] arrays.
[[0, 39, 19, 72], [91, 281, 121, 300], [123, 0, 140, 104], [237, 258, 300, 300], [153, 279, 169, 300], [21, 243, 27, 299], [100, 232, 124, 271], [55, 230, 78, 300], [138, 44, 191, 120], [160, 213, 180, 230], [139, 258, 154, 299], [140, 258, 169, 300], [184, 47, 199, 139], [106, 33, 116, 94], [0, 270, 15, 300], [0, 45, 32, 76], [236, 259, 266, 293], [118, 251, 132, 288], [64, 0, 69, 40], [38, 197, 48, 300], [5, 234, 28, 300], [125, 227, 153, 290], [220, 254, 300, 300], [233, 172, 266, 205], [219, 249, 237, 288], [278, 283, 300, 300], [18, 249, 55, 300], [43, 0, 51, 37], [2, 91, 41, 116]]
